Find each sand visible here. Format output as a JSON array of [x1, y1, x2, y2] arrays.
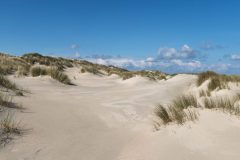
[[1, 69, 240, 160]]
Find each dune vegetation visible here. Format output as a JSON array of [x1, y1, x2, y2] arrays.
[[0, 52, 167, 84], [197, 71, 240, 91], [154, 95, 199, 127], [0, 74, 24, 146], [155, 71, 240, 128]]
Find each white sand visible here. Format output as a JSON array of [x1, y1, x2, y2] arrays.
[[1, 69, 240, 160]]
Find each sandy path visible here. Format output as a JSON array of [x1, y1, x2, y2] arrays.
[[0, 73, 195, 160]]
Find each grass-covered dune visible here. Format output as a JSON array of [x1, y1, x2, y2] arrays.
[[154, 71, 240, 129], [0, 74, 24, 146], [0, 52, 167, 82]]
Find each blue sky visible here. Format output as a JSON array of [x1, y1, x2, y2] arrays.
[[1, 0, 240, 74]]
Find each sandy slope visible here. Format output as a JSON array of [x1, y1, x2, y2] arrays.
[[1, 70, 240, 160]]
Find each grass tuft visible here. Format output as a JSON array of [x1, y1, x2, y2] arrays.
[[203, 94, 240, 115], [0, 93, 23, 109], [172, 95, 198, 110], [198, 71, 240, 92], [154, 105, 172, 124], [197, 71, 218, 86], [0, 113, 22, 146], [155, 94, 199, 126], [0, 75, 19, 92], [48, 68, 72, 85], [30, 66, 48, 77]]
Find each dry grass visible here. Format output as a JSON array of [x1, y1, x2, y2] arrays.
[[30, 66, 72, 85], [82, 66, 103, 75], [197, 71, 218, 86], [203, 94, 240, 115], [48, 68, 72, 85], [1, 53, 167, 82], [0, 113, 22, 146], [155, 94, 199, 126], [0, 53, 29, 75], [0, 93, 23, 110], [30, 66, 48, 77], [135, 70, 166, 81], [0, 75, 18, 91], [199, 89, 211, 97], [197, 71, 240, 92], [17, 65, 30, 76], [172, 95, 198, 110], [22, 53, 74, 71]]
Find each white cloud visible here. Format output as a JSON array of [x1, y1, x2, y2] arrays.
[[200, 42, 225, 50], [158, 47, 177, 59], [70, 44, 79, 49], [179, 44, 195, 58], [231, 54, 240, 60], [146, 57, 154, 62], [86, 56, 202, 70], [171, 59, 202, 68], [75, 51, 80, 58], [88, 58, 145, 68], [157, 44, 197, 59]]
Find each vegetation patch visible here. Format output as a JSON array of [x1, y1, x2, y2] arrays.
[[203, 94, 240, 115], [0, 53, 29, 75], [48, 68, 72, 85], [0, 113, 22, 146], [30, 66, 48, 77], [22, 53, 74, 71], [0, 93, 23, 110], [199, 89, 211, 97], [197, 71, 240, 91], [155, 94, 199, 127]]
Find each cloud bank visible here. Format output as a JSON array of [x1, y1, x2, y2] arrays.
[[80, 44, 239, 74]]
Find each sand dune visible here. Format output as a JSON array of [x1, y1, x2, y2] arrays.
[[1, 69, 240, 160]]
